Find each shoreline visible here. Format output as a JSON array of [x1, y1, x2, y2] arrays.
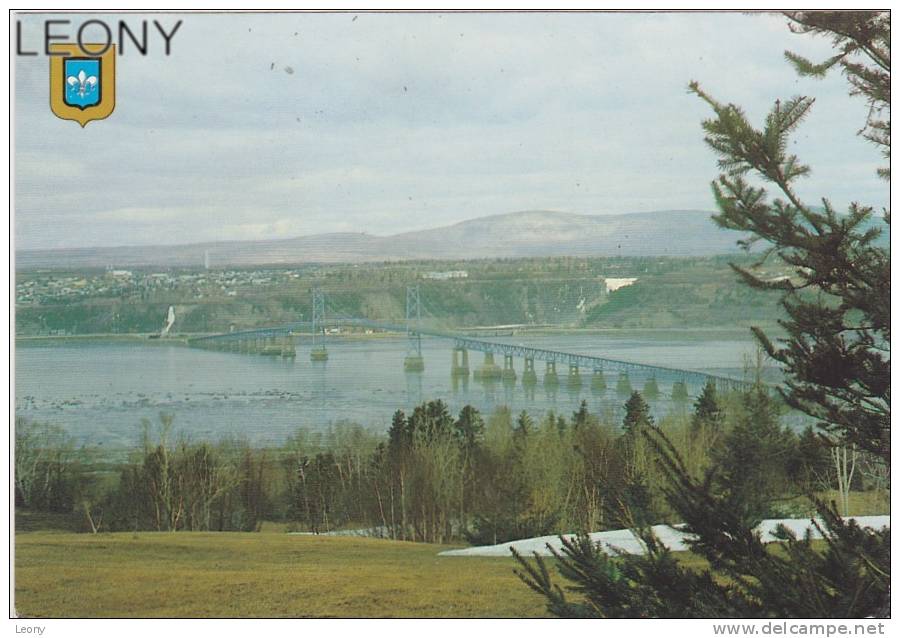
[[14, 325, 774, 346]]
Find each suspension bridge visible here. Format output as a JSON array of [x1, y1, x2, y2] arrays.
[[186, 286, 756, 396]]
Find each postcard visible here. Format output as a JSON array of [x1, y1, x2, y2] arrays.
[[11, 8, 891, 624]]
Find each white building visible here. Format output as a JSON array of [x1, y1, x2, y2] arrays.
[[604, 277, 638, 292], [422, 270, 468, 280]]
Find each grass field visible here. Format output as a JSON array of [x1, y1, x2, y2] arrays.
[[14, 531, 550, 618], [15, 490, 886, 619]]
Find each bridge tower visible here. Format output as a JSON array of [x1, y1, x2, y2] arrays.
[[404, 285, 425, 371], [310, 288, 328, 362]]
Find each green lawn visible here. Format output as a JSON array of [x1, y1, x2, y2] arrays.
[[16, 488, 886, 619], [14, 531, 549, 618]]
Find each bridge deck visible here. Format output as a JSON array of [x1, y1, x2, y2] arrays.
[[187, 318, 755, 389]]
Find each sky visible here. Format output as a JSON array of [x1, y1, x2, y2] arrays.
[[14, 11, 888, 250]]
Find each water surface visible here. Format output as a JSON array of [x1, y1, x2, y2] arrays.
[[15, 332, 772, 449]]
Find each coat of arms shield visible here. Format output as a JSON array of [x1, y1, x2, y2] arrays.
[[49, 43, 116, 127]]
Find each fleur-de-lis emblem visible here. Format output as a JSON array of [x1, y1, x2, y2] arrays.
[[52, 46, 115, 125], [66, 69, 98, 98]]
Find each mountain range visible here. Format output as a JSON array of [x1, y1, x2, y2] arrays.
[[17, 209, 752, 269]]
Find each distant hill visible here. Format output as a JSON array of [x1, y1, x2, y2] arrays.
[[387, 210, 746, 259], [17, 209, 755, 269]]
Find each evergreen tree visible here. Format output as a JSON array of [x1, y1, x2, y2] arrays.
[[791, 425, 833, 490], [514, 410, 533, 440], [617, 392, 659, 524], [572, 400, 591, 429], [408, 400, 454, 441], [514, 448, 889, 617], [622, 391, 653, 435], [713, 386, 796, 520], [514, 11, 890, 618], [387, 409, 410, 454], [691, 380, 723, 433], [454, 405, 484, 451], [692, 13, 890, 462]]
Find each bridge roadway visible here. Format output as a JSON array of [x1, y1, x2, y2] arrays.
[[187, 318, 754, 390]]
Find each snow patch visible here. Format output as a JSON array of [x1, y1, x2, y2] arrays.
[[439, 515, 890, 557]]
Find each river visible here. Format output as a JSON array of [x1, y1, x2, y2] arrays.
[[15, 331, 775, 450]]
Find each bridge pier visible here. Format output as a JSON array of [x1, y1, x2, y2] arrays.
[[404, 353, 425, 372], [451, 347, 470, 378], [188, 328, 748, 400], [521, 357, 537, 386], [262, 336, 282, 356], [591, 368, 607, 393], [567, 363, 582, 390], [502, 354, 517, 382], [474, 351, 502, 381], [616, 372, 633, 395], [544, 360, 559, 388], [643, 376, 660, 400]]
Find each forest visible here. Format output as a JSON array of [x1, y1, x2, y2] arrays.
[[14, 382, 887, 543]]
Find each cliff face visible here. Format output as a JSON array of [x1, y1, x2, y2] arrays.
[[15, 277, 608, 336]]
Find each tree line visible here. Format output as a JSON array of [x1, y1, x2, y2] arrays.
[[15, 381, 885, 540]]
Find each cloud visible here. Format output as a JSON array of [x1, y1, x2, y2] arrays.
[[14, 11, 888, 249]]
